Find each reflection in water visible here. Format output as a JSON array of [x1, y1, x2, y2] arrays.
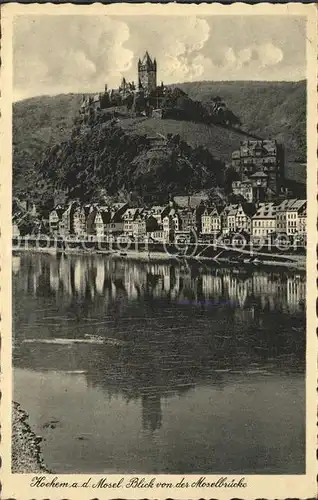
[[13, 253, 306, 313], [13, 253, 305, 473]]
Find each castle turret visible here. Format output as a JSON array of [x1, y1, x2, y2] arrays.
[[138, 51, 157, 94]]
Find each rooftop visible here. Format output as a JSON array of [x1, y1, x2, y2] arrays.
[[250, 171, 268, 178], [253, 202, 276, 219], [173, 195, 208, 209], [276, 199, 306, 211]]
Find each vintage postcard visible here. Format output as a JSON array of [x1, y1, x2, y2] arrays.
[[0, 2, 317, 499]]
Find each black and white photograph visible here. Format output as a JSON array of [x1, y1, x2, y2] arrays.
[[1, 3, 317, 499]]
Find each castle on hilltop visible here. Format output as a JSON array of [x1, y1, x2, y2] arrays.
[[138, 51, 157, 94], [118, 51, 161, 98], [79, 51, 164, 123]]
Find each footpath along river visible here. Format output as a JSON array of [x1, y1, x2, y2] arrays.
[[13, 252, 305, 474]]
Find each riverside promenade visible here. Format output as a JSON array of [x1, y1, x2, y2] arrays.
[[12, 236, 306, 270]]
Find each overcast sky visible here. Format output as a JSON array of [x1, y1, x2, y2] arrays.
[[13, 15, 306, 101]]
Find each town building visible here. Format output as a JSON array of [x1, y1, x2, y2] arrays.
[[252, 203, 276, 241], [107, 203, 129, 235], [149, 205, 170, 224], [220, 203, 255, 234], [220, 204, 238, 234], [177, 208, 197, 232], [86, 208, 100, 237], [49, 205, 64, 234], [285, 200, 306, 236], [59, 202, 78, 236], [276, 199, 306, 236], [95, 210, 112, 239], [132, 213, 146, 240], [123, 208, 144, 236], [232, 179, 254, 203], [235, 203, 255, 233], [148, 224, 165, 243], [162, 210, 180, 242], [173, 195, 207, 234], [173, 195, 208, 210], [73, 206, 87, 237], [298, 205, 306, 237], [231, 139, 284, 193], [132, 214, 158, 240], [232, 171, 270, 203], [201, 206, 222, 235], [18, 200, 38, 217]]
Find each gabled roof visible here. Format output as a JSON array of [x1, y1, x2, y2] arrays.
[[83, 205, 94, 216], [123, 208, 143, 219], [221, 204, 238, 216], [146, 215, 159, 224], [151, 205, 165, 212], [250, 171, 268, 178], [96, 210, 112, 224], [227, 205, 239, 216], [202, 207, 213, 215], [86, 210, 98, 226], [50, 207, 64, 219], [202, 205, 222, 216], [163, 210, 179, 221], [63, 201, 79, 215], [276, 199, 306, 212], [134, 212, 146, 221], [240, 202, 256, 217], [178, 207, 196, 216], [211, 205, 223, 216], [55, 208, 64, 219], [111, 212, 124, 223], [252, 142, 266, 153], [112, 202, 127, 211], [252, 202, 276, 219], [288, 199, 306, 211]]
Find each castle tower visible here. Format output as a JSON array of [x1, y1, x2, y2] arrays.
[[138, 51, 157, 94]]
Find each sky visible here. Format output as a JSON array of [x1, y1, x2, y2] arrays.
[[13, 15, 306, 101]]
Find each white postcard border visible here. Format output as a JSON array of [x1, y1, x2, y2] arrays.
[[0, 3, 317, 499]]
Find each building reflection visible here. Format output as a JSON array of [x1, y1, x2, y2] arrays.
[[13, 253, 306, 437], [13, 253, 307, 317], [14, 251, 307, 434]]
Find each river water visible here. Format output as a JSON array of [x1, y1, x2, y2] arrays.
[[12, 252, 305, 474]]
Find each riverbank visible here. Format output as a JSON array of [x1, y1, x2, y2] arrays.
[[12, 402, 49, 473]]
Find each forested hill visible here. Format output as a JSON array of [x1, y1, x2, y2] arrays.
[[13, 80, 306, 205], [173, 80, 306, 162]]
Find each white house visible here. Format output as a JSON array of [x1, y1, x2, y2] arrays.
[[252, 203, 276, 241]]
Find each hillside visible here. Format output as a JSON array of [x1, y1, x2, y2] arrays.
[[118, 116, 256, 164], [13, 80, 306, 201], [33, 118, 225, 210], [13, 94, 82, 194], [173, 80, 306, 162]]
